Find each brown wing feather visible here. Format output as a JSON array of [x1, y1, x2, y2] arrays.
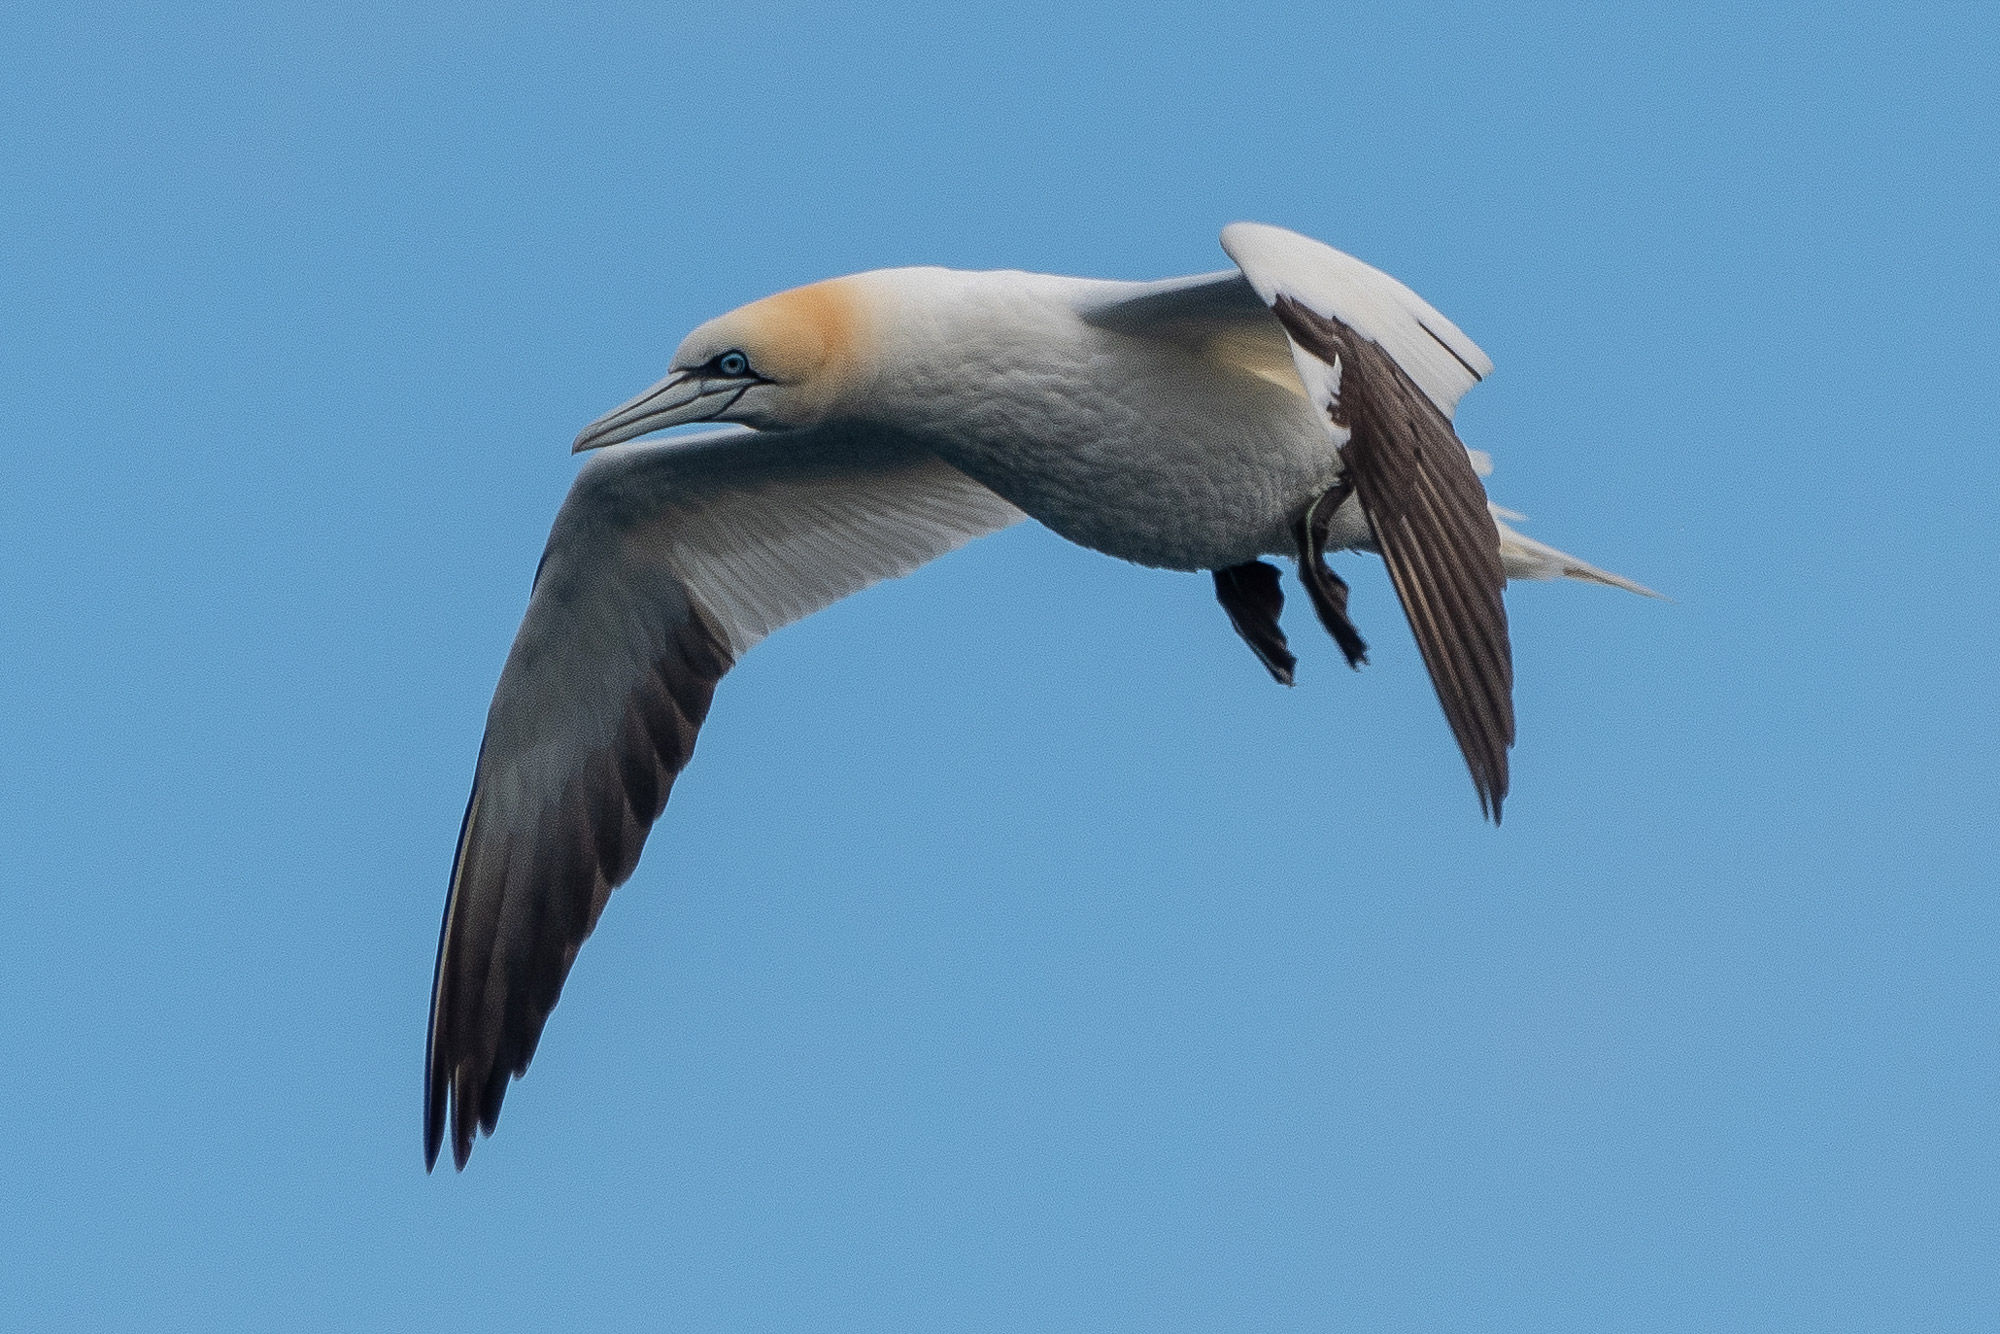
[[1272, 296, 1514, 820]]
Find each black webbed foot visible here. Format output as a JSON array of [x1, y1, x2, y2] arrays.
[[1213, 560, 1296, 686]]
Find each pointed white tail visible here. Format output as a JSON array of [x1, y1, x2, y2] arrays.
[[1492, 512, 1661, 597]]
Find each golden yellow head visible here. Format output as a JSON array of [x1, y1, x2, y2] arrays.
[[682, 280, 861, 384], [573, 276, 875, 450]]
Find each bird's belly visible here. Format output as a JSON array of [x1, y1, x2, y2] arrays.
[[922, 370, 1344, 572], [991, 451, 1304, 570]]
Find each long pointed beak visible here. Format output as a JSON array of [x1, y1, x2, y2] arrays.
[[572, 371, 728, 452]]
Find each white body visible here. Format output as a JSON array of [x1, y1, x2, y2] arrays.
[[855, 268, 1351, 570]]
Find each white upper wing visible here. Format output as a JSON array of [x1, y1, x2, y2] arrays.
[[1074, 229, 1492, 423], [1072, 267, 1273, 337], [1220, 221, 1492, 418], [426, 425, 1021, 1169]]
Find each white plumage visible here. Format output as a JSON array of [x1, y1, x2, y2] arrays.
[[424, 223, 1654, 1169]]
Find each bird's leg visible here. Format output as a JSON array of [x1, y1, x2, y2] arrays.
[[1294, 478, 1370, 669], [1213, 561, 1297, 686]]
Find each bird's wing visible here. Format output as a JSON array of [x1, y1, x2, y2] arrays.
[[1219, 222, 1492, 417], [1219, 222, 1513, 819], [427, 425, 1022, 1169], [1073, 268, 1273, 336], [1074, 270, 1308, 396]]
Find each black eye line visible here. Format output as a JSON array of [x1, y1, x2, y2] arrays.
[[698, 382, 754, 421]]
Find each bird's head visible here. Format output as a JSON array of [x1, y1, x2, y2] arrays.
[[572, 278, 872, 451]]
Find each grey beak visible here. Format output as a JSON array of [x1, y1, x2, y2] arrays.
[[572, 371, 711, 452]]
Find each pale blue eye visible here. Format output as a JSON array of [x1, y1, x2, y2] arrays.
[[716, 351, 749, 377]]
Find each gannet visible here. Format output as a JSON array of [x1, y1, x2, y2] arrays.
[[424, 222, 1653, 1169]]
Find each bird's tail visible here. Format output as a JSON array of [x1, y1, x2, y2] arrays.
[[1490, 508, 1661, 598]]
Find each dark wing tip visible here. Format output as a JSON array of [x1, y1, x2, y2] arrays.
[[424, 1083, 448, 1171], [1381, 510, 1512, 822], [423, 613, 731, 1171], [1480, 769, 1507, 825], [424, 775, 484, 1172]]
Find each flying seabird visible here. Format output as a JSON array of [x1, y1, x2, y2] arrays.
[[425, 222, 1654, 1169]]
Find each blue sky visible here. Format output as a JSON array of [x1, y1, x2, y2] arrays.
[[3, 2, 1995, 1329]]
